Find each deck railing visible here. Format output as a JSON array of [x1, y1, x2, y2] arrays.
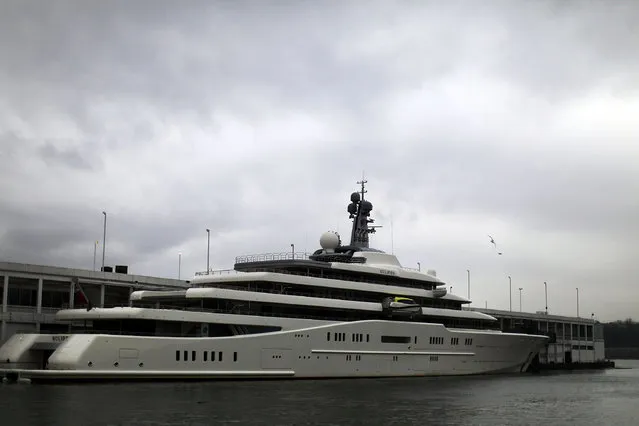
[[235, 252, 312, 264], [194, 252, 312, 276], [194, 269, 237, 277]]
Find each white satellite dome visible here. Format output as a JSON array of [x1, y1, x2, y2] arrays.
[[319, 231, 341, 250]]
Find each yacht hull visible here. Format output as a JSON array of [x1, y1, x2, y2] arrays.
[[0, 320, 546, 383]]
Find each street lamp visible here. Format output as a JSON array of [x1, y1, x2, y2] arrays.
[[206, 229, 210, 274], [518, 287, 523, 312], [467, 269, 471, 301], [508, 276, 512, 312], [101, 211, 107, 270], [576, 287, 580, 318], [93, 240, 98, 271], [544, 281, 548, 314]]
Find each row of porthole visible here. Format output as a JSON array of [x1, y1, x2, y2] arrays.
[[431, 337, 474, 346], [294, 333, 310, 338], [326, 333, 473, 346], [175, 350, 238, 363], [296, 355, 328, 360], [327, 332, 371, 342], [89, 361, 145, 368]]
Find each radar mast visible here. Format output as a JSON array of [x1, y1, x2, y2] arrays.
[[347, 176, 381, 248]]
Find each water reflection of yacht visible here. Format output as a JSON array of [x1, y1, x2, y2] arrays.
[[0, 179, 547, 382]]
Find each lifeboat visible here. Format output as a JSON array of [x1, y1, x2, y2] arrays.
[[381, 296, 422, 316], [432, 287, 447, 298]]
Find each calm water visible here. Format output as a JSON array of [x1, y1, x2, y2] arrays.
[[1, 360, 638, 426]]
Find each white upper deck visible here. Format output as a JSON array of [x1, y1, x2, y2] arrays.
[[188, 180, 469, 307], [330, 250, 443, 285]]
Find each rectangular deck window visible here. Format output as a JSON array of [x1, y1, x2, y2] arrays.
[[219, 351, 223, 362], [233, 352, 238, 362], [176, 350, 180, 361], [381, 335, 411, 344], [192, 351, 196, 361], [204, 351, 208, 362]]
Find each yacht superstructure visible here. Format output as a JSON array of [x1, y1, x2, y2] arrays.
[[0, 180, 547, 382]]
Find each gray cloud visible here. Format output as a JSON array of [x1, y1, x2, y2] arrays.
[[0, 1, 638, 321], [38, 141, 94, 170]]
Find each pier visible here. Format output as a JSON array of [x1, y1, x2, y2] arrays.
[[468, 307, 614, 371], [0, 261, 189, 344]]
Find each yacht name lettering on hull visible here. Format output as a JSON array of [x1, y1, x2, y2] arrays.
[[379, 269, 396, 276], [51, 335, 69, 342]]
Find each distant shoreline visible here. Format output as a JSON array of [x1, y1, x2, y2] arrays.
[[606, 348, 639, 360]]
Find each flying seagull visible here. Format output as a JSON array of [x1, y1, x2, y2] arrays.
[[488, 235, 503, 255]]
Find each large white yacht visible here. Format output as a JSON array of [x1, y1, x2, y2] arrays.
[[0, 180, 547, 382]]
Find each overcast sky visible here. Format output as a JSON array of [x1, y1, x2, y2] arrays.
[[1, 1, 637, 321]]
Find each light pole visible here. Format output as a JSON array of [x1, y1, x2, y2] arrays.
[[206, 229, 210, 274], [178, 252, 182, 280], [291, 243, 295, 259], [544, 281, 548, 314], [508, 276, 512, 312], [467, 269, 470, 301], [518, 287, 523, 312], [101, 211, 107, 270], [93, 240, 98, 271], [576, 287, 579, 318]]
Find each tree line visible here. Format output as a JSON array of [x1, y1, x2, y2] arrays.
[[603, 319, 639, 348]]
